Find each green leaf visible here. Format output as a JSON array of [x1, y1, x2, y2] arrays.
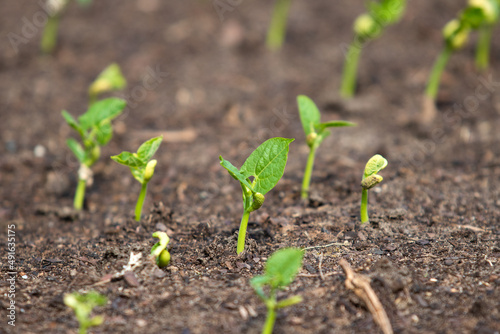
[[317, 120, 356, 132], [79, 97, 126, 130], [315, 129, 331, 147], [88, 63, 127, 97], [219, 156, 255, 192], [137, 136, 163, 162], [95, 121, 113, 146], [111, 152, 145, 168], [297, 95, 321, 137], [62, 110, 84, 135], [250, 275, 271, 289], [363, 154, 388, 178], [265, 248, 303, 288], [240, 137, 294, 195], [130, 167, 144, 184], [66, 138, 86, 163]]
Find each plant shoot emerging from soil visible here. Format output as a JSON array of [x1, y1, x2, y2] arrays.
[[111, 136, 162, 221], [88, 63, 127, 104], [340, 0, 406, 98], [297, 95, 355, 199], [220, 137, 294, 254], [266, 0, 292, 50], [62, 97, 126, 210], [251, 248, 304, 334], [360, 154, 387, 223], [63, 291, 107, 334], [151, 231, 171, 268]]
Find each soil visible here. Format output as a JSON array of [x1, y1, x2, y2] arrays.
[[1, 0, 499, 333]]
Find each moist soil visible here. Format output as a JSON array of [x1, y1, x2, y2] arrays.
[[1, 1, 499, 333]]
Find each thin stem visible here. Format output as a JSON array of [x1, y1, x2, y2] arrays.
[[135, 182, 148, 221], [41, 15, 61, 54], [340, 37, 364, 98], [425, 46, 453, 100], [262, 305, 277, 334], [360, 188, 369, 223], [475, 25, 492, 71], [266, 0, 292, 51], [237, 210, 250, 254], [301, 146, 317, 199], [74, 178, 86, 210]]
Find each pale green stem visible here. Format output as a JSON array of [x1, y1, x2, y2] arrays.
[[425, 46, 453, 100], [41, 15, 60, 54], [237, 210, 250, 254], [340, 37, 364, 98], [475, 25, 492, 71], [262, 306, 277, 334], [301, 146, 317, 199], [74, 178, 86, 210], [135, 182, 148, 221], [360, 188, 369, 223], [266, 0, 292, 51]]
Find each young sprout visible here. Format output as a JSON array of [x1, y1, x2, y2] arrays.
[[150, 231, 171, 268], [63, 291, 107, 334], [340, 0, 407, 98], [62, 97, 127, 210], [266, 0, 293, 51], [220, 137, 294, 254], [360, 154, 388, 224], [250, 248, 304, 334], [88, 63, 127, 105], [111, 136, 162, 221], [297, 95, 356, 199]]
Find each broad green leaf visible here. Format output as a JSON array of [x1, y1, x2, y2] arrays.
[[364, 154, 388, 178], [265, 248, 303, 288], [66, 138, 86, 163], [95, 122, 113, 146], [137, 136, 163, 162], [79, 97, 126, 130], [317, 120, 356, 132], [111, 152, 145, 168], [219, 156, 255, 192], [250, 275, 271, 289], [240, 137, 294, 195], [297, 95, 320, 136], [130, 167, 144, 184], [88, 63, 127, 97]]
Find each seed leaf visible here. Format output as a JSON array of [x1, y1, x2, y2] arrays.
[[137, 136, 163, 162], [66, 138, 86, 163], [364, 154, 388, 178], [79, 98, 126, 130], [219, 156, 255, 192], [297, 95, 320, 137], [240, 137, 294, 195], [265, 248, 304, 288]]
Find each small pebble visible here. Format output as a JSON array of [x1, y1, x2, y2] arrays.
[[34, 145, 46, 158]]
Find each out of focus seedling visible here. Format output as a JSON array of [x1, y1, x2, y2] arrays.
[[220, 137, 294, 254], [150, 231, 171, 268], [64, 291, 107, 334], [297, 95, 355, 199], [340, 0, 407, 98], [266, 0, 292, 50], [360, 154, 387, 224], [251, 248, 304, 334], [111, 136, 162, 221], [88, 63, 127, 104], [62, 97, 127, 210]]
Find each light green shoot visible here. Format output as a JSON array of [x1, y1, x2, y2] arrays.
[[266, 0, 293, 51], [340, 0, 407, 98], [64, 291, 107, 334], [297, 95, 355, 199], [360, 154, 388, 224], [250, 248, 304, 334], [88, 63, 127, 104], [62, 97, 127, 210], [151, 231, 171, 268], [111, 136, 162, 221], [220, 137, 294, 254]]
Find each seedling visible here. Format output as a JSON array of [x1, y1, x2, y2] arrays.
[[62, 97, 127, 210], [64, 291, 107, 334], [88, 63, 127, 104], [220, 137, 294, 254], [41, 0, 92, 54], [425, 0, 500, 103], [250, 248, 304, 334], [297, 95, 355, 199], [360, 154, 387, 223], [151, 231, 171, 268], [266, 0, 293, 50], [111, 136, 162, 221], [340, 0, 407, 98]]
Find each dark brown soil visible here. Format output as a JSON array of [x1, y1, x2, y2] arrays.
[[1, 0, 499, 333]]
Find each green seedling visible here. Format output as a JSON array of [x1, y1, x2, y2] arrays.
[[88, 63, 127, 104], [340, 0, 407, 98], [220, 137, 294, 254], [41, 0, 92, 54], [251, 248, 304, 334], [266, 0, 293, 50], [111, 136, 162, 221], [360, 154, 387, 223], [297, 95, 356, 199], [426, 0, 500, 103], [62, 97, 126, 210], [151, 231, 171, 268], [64, 291, 107, 334]]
